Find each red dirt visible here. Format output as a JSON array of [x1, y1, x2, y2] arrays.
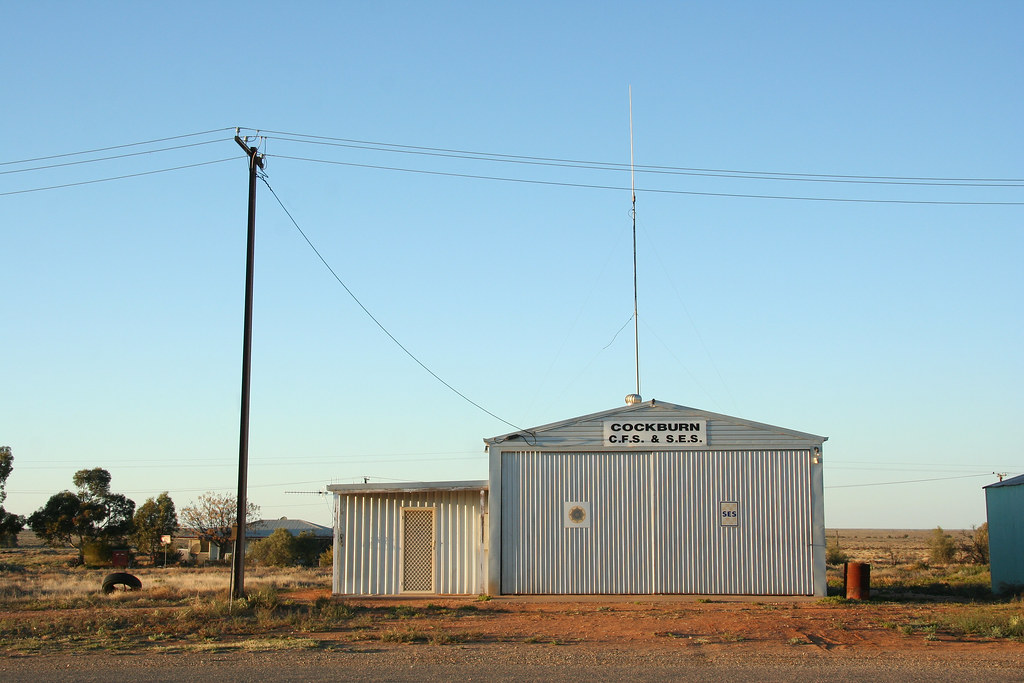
[[279, 589, 1024, 654]]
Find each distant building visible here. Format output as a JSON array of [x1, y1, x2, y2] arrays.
[[985, 474, 1024, 594], [174, 517, 332, 563], [247, 517, 332, 542]]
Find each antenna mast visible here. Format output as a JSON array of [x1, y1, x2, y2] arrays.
[[628, 86, 642, 404]]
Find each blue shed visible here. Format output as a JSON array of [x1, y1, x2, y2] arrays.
[[984, 473, 1024, 594]]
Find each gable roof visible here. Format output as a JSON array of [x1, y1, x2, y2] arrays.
[[485, 399, 827, 450], [247, 518, 332, 538]]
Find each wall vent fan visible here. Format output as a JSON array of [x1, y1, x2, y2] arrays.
[[564, 501, 591, 528]]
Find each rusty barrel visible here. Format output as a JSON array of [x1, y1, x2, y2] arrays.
[[844, 561, 870, 600]]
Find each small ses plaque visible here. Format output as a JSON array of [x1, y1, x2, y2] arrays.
[[720, 501, 739, 527]]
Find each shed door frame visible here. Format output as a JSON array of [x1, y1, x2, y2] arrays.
[[400, 507, 436, 593]]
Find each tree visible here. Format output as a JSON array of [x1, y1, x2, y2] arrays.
[[249, 529, 324, 567], [27, 491, 85, 548], [73, 467, 113, 499], [179, 492, 259, 553], [0, 509, 24, 548], [0, 447, 26, 547], [27, 468, 135, 561], [248, 527, 298, 567], [294, 530, 325, 567], [0, 446, 13, 501], [131, 492, 178, 561]]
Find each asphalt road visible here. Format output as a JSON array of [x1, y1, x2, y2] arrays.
[[3, 645, 1023, 682]]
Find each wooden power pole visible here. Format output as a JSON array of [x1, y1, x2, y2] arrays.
[[231, 133, 264, 599]]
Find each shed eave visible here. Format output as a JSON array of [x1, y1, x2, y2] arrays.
[[327, 480, 488, 495], [484, 399, 828, 446]]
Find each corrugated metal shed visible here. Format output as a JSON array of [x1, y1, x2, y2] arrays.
[[327, 481, 488, 595], [487, 399, 827, 596], [326, 399, 826, 597], [984, 474, 1024, 594]]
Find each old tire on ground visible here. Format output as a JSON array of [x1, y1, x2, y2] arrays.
[[101, 572, 142, 594]]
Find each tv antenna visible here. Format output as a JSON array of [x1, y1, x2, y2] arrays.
[[626, 86, 642, 406]]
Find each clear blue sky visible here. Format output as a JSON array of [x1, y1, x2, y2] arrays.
[[2, 2, 1020, 529]]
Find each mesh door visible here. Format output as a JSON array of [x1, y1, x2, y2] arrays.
[[402, 508, 435, 592]]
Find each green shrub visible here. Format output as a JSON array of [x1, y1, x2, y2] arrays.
[[318, 547, 333, 567], [248, 528, 298, 567], [929, 527, 958, 564], [826, 543, 849, 566], [81, 541, 113, 567]]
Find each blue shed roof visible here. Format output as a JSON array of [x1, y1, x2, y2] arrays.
[[984, 473, 1024, 489]]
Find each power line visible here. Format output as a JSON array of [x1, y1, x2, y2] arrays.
[[261, 134, 1023, 188], [9, 478, 361, 497], [825, 472, 994, 489], [246, 128, 1024, 184], [14, 454, 482, 471], [0, 128, 235, 167], [5, 127, 1021, 203], [17, 449, 480, 466], [259, 177, 527, 433], [267, 153, 1024, 206], [829, 458, 1021, 470], [0, 158, 236, 196], [0, 139, 228, 176]]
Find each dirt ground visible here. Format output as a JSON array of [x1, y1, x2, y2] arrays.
[[3, 593, 1023, 682], [3, 529, 1021, 680], [280, 590, 1021, 653]]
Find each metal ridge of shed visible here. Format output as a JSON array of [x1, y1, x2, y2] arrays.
[[327, 480, 488, 494], [984, 473, 1024, 489], [484, 398, 828, 446]]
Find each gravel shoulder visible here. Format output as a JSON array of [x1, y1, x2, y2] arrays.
[[3, 643, 1024, 682]]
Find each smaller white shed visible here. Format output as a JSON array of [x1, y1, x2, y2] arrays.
[[328, 481, 488, 596]]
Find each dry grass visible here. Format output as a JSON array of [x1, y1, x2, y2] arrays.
[[823, 528, 994, 600], [0, 533, 327, 609], [826, 528, 937, 566]]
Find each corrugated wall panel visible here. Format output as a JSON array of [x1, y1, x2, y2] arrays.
[[502, 450, 813, 595], [653, 450, 811, 594], [502, 451, 652, 594], [335, 490, 485, 595]]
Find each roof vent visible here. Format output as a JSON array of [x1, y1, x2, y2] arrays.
[[625, 393, 642, 405]]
